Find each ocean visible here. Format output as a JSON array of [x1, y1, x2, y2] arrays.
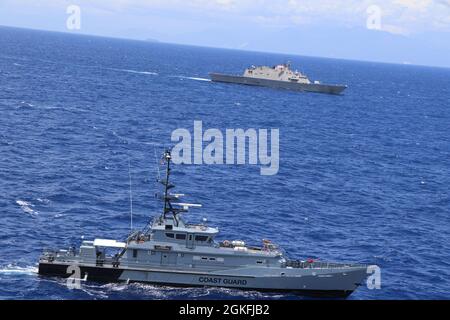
[[0, 26, 449, 299]]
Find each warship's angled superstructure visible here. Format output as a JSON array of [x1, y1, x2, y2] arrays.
[[210, 63, 347, 94], [39, 150, 370, 298]]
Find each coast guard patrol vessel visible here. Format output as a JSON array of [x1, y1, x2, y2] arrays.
[[39, 150, 370, 297], [210, 62, 347, 94]]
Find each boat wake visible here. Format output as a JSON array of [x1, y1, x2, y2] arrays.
[[0, 264, 38, 276], [109, 68, 158, 76], [176, 76, 211, 82], [110, 282, 289, 299]]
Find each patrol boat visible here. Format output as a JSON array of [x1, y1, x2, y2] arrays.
[[210, 62, 347, 95], [38, 150, 370, 298]]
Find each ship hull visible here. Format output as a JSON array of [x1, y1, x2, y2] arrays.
[[209, 73, 347, 95], [38, 261, 366, 298]]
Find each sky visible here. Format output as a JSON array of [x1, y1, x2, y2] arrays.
[[0, 0, 449, 68]]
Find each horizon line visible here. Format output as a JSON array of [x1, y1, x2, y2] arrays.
[[1, 24, 448, 71]]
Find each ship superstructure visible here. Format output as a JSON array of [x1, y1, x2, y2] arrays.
[[210, 62, 347, 94]]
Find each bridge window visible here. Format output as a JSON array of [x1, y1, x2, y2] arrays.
[[132, 249, 138, 258], [195, 235, 209, 242], [165, 233, 174, 239], [176, 234, 186, 240]]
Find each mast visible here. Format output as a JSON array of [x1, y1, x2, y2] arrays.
[[162, 150, 172, 219], [157, 149, 202, 225]]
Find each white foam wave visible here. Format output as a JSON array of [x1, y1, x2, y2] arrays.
[[20, 101, 35, 107], [0, 264, 38, 275], [128, 283, 171, 298], [187, 77, 211, 82], [37, 198, 50, 204], [177, 76, 211, 82], [79, 287, 109, 299], [100, 283, 129, 292], [110, 68, 158, 76], [16, 200, 38, 216]]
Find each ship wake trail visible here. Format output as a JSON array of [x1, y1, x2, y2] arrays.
[[109, 68, 159, 76], [177, 76, 211, 82], [0, 264, 38, 276]]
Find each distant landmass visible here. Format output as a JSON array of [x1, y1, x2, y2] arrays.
[[159, 25, 450, 69], [145, 38, 160, 43]]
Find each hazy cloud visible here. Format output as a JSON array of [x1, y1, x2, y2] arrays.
[[2, 1, 449, 34]]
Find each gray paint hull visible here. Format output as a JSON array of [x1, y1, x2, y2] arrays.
[[39, 261, 367, 298], [209, 73, 347, 95]]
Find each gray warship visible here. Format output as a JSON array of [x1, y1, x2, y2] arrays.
[[210, 63, 347, 94], [39, 150, 370, 298]]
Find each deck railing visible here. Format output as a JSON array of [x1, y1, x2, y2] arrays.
[[284, 260, 367, 269]]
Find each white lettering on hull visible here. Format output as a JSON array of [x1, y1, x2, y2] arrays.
[[198, 276, 248, 286]]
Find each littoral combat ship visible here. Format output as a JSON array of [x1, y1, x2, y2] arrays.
[[39, 150, 371, 297], [210, 63, 347, 95]]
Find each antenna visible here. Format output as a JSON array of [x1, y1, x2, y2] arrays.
[[128, 159, 133, 231], [154, 147, 161, 181]]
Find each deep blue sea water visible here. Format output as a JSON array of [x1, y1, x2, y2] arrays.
[[1, 26, 449, 300]]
